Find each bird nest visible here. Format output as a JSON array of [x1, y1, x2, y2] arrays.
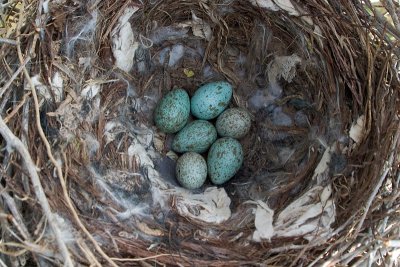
[[1, 0, 399, 266]]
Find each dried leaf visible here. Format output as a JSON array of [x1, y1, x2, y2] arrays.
[[250, 0, 299, 16], [183, 68, 195, 77], [81, 84, 100, 99], [153, 133, 165, 152], [249, 0, 279, 11], [111, 7, 140, 72], [128, 139, 154, 168], [166, 151, 179, 161], [190, 12, 212, 41], [251, 201, 274, 241], [274, 0, 300, 16], [174, 187, 231, 224], [312, 145, 333, 181], [267, 54, 301, 84], [250, 185, 334, 242], [136, 221, 164, 237], [274, 185, 335, 239], [178, 12, 212, 41]]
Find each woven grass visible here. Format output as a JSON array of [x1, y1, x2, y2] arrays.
[[0, 0, 399, 266]]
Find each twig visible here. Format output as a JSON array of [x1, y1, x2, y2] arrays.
[[385, 240, 400, 248], [0, 258, 6, 267], [355, 125, 400, 234], [19, 49, 119, 267], [383, 0, 400, 33], [0, 55, 31, 100], [0, 38, 18, 45], [32, 0, 118, 264], [110, 254, 181, 262], [0, 240, 57, 258], [16, 28, 119, 267], [21, 90, 31, 194], [0, 116, 72, 266], [340, 241, 374, 265], [12, 1, 74, 265], [0, 187, 31, 241], [4, 92, 31, 123], [76, 239, 102, 266], [269, 244, 307, 253], [306, 213, 359, 266]]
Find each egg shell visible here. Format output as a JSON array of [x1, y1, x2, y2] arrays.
[[154, 89, 190, 133], [176, 152, 207, 189], [216, 108, 251, 139], [191, 81, 232, 120], [207, 137, 243, 185], [172, 120, 217, 153]]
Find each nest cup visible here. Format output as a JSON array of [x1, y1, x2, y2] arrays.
[[1, 0, 399, 266]]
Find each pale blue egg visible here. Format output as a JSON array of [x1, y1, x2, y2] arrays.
[[207, 137, 243, 185], [172, 120, 217, 153], [191, 81, 232, 120], [216, 108, 251, 139], [154, 89, 190, 133], [176, 152, 207, 189]]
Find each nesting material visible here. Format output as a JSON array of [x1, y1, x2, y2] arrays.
[[0, 0, 399, 266], [111, 7, 140, 72], [173, 187, 232, 224]]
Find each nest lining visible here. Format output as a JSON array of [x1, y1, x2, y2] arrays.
[[0, 0, 399, 266]]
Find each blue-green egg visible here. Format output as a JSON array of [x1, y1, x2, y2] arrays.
[[176, 152, 207, 189], [207, 137, 243, 185], [172, 120, 217, 153], [154, 89, 190, 133], [216, 108, 251, 139], [191, 81, 232, 120]]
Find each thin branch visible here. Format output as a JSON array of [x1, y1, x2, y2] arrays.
[[12, 1, 74, 265], [0, 240, 58, 258], [0, 38, 18, 46], [21, 91, 31, 194], [0, 55, 31, 100], [4, 92, 31, 123], [383, 0, 400, 33], [23, 67, 119, 266], [110, 254, 181, 262], [0, 116, 72, 266], [7, 0, 117, 265], [0, 258, 7, 267], [356, 125, 400, 234], [17, 26, 118, 267], [0, 186, 31, 241]]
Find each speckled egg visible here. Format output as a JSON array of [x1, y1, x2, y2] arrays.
[[191, 81, 232, 120], [154, 89, 190, 133], [207, 137, 243, 185], [176, 152, 207, 189], [216, 108, 251, 139], [172, 120, 217, 153]]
